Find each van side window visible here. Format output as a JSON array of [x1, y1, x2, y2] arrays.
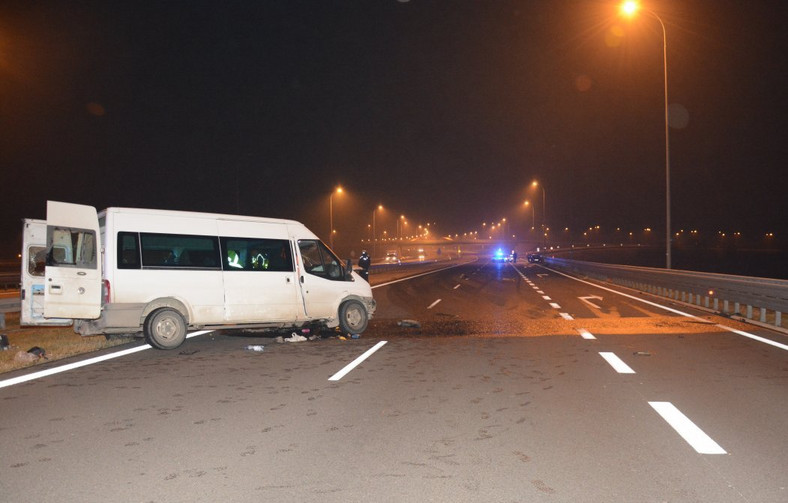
[[46, 226, 97, 269], [117, 232, 140, 269], [220, 238, 293, 272], [298, 240, 343, 280], [139, 233, 220, 269]]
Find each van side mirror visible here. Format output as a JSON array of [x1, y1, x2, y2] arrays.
[[345, 258, 353, 281]]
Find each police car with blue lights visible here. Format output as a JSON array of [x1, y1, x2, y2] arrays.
[[492, 248, 515, 263]]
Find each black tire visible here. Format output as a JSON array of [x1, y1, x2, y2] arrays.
[[338, 300, 369, 334], [144, 308, 187, 350]]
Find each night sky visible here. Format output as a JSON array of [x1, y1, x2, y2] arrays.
[[1, 0, 786, 257]]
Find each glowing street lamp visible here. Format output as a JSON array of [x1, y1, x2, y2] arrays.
[[620, 1, 672, 269], [329, 186, 343, 249], [532, 181, 546, 247], [397, 215, 407, 240], [372, 204, 383, 256]]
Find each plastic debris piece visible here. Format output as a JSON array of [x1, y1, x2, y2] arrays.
[[0, 334, 9, 350], [633, 351, 651, 356], [338, 336, 347, 341], [397, 319, 421, 328], [245, 345, 265, 352], [275, 336, 285, 344], [285, 333, 307, 342], [14, 351, 38, 363], [350, 334, 360, 339]]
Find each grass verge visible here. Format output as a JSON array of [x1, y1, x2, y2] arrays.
[[1, 312, 134, 374]]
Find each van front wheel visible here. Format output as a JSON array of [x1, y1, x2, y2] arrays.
[[338, 300, 368, 334], [145, 308, 187, 350]]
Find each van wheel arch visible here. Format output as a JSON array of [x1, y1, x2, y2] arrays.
[[141, 298, 190, 326]]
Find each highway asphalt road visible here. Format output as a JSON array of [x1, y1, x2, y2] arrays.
[[1, 260, 787, 502]]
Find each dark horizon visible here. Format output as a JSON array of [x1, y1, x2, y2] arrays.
[[2, 0, 787, 258]]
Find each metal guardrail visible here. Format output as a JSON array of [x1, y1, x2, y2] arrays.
[[1, 297, 19, 314], [545, 257, 788, 331], [0, 273, 19, 291]]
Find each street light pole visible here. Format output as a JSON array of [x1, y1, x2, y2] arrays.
[[532, 181, 546, 249], [329, 186, 342, 250], [621, 1, 671, 269], [372, 204, 383, 258]]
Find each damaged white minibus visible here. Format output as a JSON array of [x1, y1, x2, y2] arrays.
[[20, 201, 376, 349]]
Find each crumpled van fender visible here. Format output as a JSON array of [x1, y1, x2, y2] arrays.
[[326, 293, 376, 328]]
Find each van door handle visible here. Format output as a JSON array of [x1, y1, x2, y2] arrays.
[[300, 276, 304, 284]]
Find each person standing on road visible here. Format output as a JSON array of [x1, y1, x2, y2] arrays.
[[358, 249, 371, 282]]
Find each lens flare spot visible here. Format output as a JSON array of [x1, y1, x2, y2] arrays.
[[574, 74, 593, 92], [605, 25, 625, 47], [86, 102, 106, 116], [668, 103, 689, 129]]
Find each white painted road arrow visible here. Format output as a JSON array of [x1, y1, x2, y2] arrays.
[[579, 295, 604, 309]]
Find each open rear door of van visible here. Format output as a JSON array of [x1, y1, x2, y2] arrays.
[[42, 201, 102, 320]]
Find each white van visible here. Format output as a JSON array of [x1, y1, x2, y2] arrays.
[[20, 201, 376, 349]]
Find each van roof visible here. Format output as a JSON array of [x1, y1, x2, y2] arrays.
[[100, 207, 303, 227]]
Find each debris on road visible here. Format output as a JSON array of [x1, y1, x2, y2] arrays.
[[245, 345, 265, 352], [27, 346, 48, 359], [633, 351, 652, 356], [14, 351, 38, 363], [285, 333, 307, 342], [397, 319, 421, 328]]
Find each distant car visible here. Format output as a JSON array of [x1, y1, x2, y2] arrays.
[[384, 251, 401, 264], [417, 248, 426, 261], [526, 253, 543, 263]]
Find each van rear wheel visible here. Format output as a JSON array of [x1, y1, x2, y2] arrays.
[[338, 300, 368, 334], [145, 308, 187, 350]]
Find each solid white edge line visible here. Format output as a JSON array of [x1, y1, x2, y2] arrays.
[[578, 328, 596, 340], [717, 324, 788, 351], [371, 262, 465, 289], [544, 266, 788, 352], [599, 352, 635, 374], [0, 329, 215, 390], [427, 299, 442, 309], [649, 401, 726, 455], [328, 340, 387, 381]]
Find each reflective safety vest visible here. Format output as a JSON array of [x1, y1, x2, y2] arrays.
[[228, 250, 243, 269]]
